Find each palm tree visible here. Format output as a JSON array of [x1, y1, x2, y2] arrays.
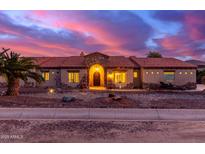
[[0, 48, 44, 96], [147, 51, 162, 58]]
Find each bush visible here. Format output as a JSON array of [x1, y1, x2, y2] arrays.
[[197, 70, 205, 84], [107, 80, 116, 89], [202, 76, 205, 84], [124, 83, 134, 89], [78, 75, 88, 89], [142, 83, 160, 90]]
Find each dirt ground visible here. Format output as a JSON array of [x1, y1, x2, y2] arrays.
[[0, 91, 205, 108], [0, 120, 205, 143]]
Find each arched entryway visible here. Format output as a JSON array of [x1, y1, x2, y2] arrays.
[[89, 64, 105, 87]]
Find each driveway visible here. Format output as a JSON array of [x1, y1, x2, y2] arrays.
[[190, 84, 205, 91], [1, 108, 205, 121]]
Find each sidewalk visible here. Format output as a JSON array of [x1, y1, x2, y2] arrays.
[[1, 108, 205, 121]]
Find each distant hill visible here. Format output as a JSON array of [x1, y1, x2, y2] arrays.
[[186, 60, 205, 70], [186, 60, 205, 66]]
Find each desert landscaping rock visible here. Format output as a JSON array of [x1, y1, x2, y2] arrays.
[[62, 96, 76, 103], [0, 91, 204, 109]]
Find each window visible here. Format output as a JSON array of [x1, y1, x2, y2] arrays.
[[114, 72, 126, 83], [107, 73, 114, 80], [68, 72, 79, 83], [164, 71, 175, 81], [42, 72, 49, 81], [133, 72, 138, 78]]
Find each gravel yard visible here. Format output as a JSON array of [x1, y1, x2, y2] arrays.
[[0, 120, 205, 143], [0, 91, 205, 108]]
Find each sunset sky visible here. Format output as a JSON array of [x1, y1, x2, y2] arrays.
[[0, 10, 205, 60]]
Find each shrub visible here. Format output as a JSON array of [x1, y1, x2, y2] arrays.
[[201, 76, 205, 85]]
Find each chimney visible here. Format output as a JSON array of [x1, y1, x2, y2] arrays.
[[80, 51, 85, 56]]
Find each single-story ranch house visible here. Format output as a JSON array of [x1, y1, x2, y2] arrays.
[[0, 52, 197, 89]]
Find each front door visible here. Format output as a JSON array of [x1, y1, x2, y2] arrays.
[[93, 72, 100, 86]]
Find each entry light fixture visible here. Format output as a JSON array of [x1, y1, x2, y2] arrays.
[[95, 67, 100, 71], [48, 88, 55, 94]]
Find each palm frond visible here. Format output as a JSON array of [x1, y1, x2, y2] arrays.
[[0, 47, 44, 84]]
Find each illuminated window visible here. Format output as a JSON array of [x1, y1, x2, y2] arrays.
[[190, 72, 193, 75], [42, 72, 49, 81], [107, 73, 114, 80], [114, 72, 126, 83], [151, 72, 154, 74], [68, 72, 79, 83], [133, 72, 138, 78], [179, 72, 182, 75], [185, 72, 188, 75], [146, 72, 149, 75], [164, 71, 175, 81]]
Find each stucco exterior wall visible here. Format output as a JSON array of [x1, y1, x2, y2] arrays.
[[39, 69, 60, 87], [106, 68, 133, 88], [142, 68, 196, 86], [133, 69, 141, 88]]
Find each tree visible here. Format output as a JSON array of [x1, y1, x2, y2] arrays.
[[147, 51, 162, 58], [197, 70, 205, 84], [0, 48, 44, 96]]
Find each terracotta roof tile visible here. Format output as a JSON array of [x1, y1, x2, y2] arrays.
[[32, 55, 196, 69], [130, 57, 197, 68], [32, 57, 66, 68], [32, 56, 138, 68], [61, 56, 85, 67], [106, 56, 138, 68]]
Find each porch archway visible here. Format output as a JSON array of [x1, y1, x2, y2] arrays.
[[89, 64, 105, 87]]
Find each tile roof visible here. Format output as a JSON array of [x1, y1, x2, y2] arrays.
[[61, 56, 85, 67], [130, 57, 197, 68], [106, 56, 138, 68], [32, 53, 197, 69], [32, 56, 138, 68], [32, 57, 85, 68], [33, 57, 67, 68]]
